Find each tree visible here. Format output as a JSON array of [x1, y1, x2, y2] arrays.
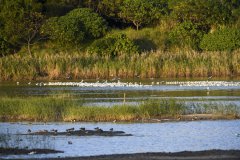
[[67, 8, 108, 39], [41, 8, 107, 47], [97, 0, 123, 17], [170, 0, 232, 27], [200, 28, 240, 51], [88, 33, 139, 58], [119, 0, 165, 30], [0, 36, 13, 56], [41, 16, 85, 47], [169, 21, 205, 50], [0, 0, 44, 55]]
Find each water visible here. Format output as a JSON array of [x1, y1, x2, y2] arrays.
[[0, 120, 240, 159], [0, 79, 240, 107], [0, 78, 240, 158]]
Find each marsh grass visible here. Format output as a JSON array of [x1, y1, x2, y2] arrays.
[[0, 97, 239, 122], [185, 102, 240, 119], [0, 48, 239, 80]]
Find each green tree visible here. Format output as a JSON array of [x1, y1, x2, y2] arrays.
[[119, 0, 165, 30], [67, 8, 108, 39], [88, 33, 139, 58], [96, 0, 123, 21], [41, 8, 107, 47], [0, 0, 44, 55], [170, 0, 232, 27], [41, 16, 85, 47], [200, 28, 240, 51], [169, 21, 205, 50], [0, 37, 14, 56]]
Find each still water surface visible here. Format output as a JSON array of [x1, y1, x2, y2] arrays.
[[0, 79, 240, 106], [0, 120, 240, 159], [0, 79, 240, 159]]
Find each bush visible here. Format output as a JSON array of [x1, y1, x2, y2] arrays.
[[41, 17, 85, 47], [0, 37, 14, 56], [169, 21, 205, 50], [41, 8, 107, 47], [88, 33, 139, 58], [67, 8, 108, 39], [200, 28, 240, 51]]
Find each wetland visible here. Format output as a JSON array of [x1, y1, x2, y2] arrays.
[[0, 78, 240, 159]]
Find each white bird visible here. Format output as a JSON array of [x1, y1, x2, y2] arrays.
[[28, 151, 36, 155]]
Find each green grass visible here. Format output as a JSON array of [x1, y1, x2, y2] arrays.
[[0, 48, 239, 81], [0, 97, 239, 122]]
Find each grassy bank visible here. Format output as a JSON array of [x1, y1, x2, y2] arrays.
[[0, 48, 239, 81], [0, 97, 239, 122]]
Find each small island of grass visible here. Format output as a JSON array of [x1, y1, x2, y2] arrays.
[[0, 97, 239, 122]]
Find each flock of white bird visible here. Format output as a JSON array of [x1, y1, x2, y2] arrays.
[[166, 81, 240, 87], [42, 81, 148, 88], [16, 80, 240, 88]]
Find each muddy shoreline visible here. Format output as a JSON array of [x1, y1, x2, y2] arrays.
[[1, 114, 239, 123], [37, 150, 240, 160], [1, 149, 240, 160], [0, 147, 63, 155]]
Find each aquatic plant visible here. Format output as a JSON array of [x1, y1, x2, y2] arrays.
[[0, 97, 239, 122]]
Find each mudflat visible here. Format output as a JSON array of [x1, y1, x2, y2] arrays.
[[45, 150, 240, 160]]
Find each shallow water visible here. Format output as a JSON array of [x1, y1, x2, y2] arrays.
[[0, 79, 240, 107], [0, 79, 240, 159], [0, 120, 240, 159]]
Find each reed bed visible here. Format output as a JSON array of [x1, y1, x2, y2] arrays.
[[0, 97, 239, 122], [0, 48, 240, 81]]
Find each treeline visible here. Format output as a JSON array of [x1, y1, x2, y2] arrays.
[[1, 0, 240, 55], [0, 0, 240, 80]]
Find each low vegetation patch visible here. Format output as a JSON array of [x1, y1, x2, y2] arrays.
[[0, 97, 239, 122]]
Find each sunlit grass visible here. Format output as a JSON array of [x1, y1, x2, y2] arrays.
[[0, 48, 239, 80], [0, 97, 239, 122]]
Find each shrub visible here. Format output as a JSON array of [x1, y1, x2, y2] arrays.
[[0, 37, 14, 56], [200, 28, 240, 51], [67, 8, 108, 39], [88, 33, 139, 58], [41, 8, 107, 47], [41, 16, 85, 47], [169, 21, 205, 50]]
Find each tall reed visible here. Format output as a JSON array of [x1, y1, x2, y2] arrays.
[[0, 48, 239, 81]]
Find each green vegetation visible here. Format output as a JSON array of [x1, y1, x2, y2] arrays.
[[0, 0, 240, 79], [119, 0, 166, 30], [41, 8, 107, 48], [88, 33, 139, 58], [200, 28, 240, 51], [0, 97, 239, 122], [0, 48, 239, 80]]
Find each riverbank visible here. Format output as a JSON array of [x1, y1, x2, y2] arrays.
[[0, 97, 239, 122], [0, 147, 63, 155], [33, 150, 240, 160]]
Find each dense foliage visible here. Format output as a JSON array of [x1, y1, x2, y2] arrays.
[[41, 8, 107, 47], [0, 0, 239, 55], [200, 28, 240, 51], [0, 0, 240, 80], [88, 33, 138, 58]]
